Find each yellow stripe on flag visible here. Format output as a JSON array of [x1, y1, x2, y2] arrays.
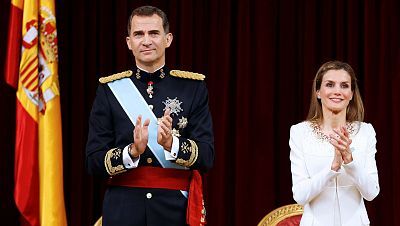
[[38, 0, 67, 225]]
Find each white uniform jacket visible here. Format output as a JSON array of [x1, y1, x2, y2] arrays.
[[289, 121, 379, 226]]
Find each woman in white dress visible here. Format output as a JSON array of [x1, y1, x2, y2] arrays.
[[289, 61, 380, 226]]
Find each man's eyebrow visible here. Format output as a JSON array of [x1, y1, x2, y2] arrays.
[[132, 30, 144, 34], [132, 30, 160, 34], [148, 30, 161, 33]]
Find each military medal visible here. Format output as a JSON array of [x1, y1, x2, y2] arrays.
[[147, 81, 154, 98], [171, 128, 181, 137], [178, 117, 188, 129], [163, 97, 183, 116]]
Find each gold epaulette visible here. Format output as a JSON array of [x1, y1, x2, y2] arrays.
[[99, 70, 133, 83], [170, 70, 205, 81]]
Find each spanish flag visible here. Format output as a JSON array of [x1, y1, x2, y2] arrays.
[[4, 0, 67, 225]]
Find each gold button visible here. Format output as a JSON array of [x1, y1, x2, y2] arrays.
[[147, 158, 153, 164]]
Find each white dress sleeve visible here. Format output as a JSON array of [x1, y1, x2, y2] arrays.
[[342, 123, 380, 201], [290, 124, 340, 205]]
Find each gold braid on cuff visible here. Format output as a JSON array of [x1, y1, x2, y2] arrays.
[[175, 139, 199, 167], [105, 148, 127, 176]]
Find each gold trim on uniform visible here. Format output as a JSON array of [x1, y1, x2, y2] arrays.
[[175, 139, 198, 167], [99, 70, 133, 83], [104, 148, 127, 176], [175, 158, 186, 167], [200, 199, 207, 224], [170, 70, 205, 81], [187, 139, 199, 166]]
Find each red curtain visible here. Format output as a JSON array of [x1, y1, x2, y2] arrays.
[[1, 0, 399, 225]]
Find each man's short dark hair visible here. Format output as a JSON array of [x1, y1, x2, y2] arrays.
[[127, 6, 170, 35]]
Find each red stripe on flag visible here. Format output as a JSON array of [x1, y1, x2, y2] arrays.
[[4, 4, 23, 89], [14, 101, 40, 226], [20, 58, 38, 83], [22, 65, 38, 88], [25, 73, 38, 90], [30, 84, 38, 92]]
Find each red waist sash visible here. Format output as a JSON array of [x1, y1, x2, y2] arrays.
[[107, 166, 206, 226], [108, 166, 191, 190]]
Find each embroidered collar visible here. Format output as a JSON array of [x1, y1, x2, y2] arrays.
[[309, 121, 359, 142], [134, 65, 168, 83]]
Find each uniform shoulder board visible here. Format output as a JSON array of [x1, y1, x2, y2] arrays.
[[99, 70, 133, 83], [170, 70, 205, 81]]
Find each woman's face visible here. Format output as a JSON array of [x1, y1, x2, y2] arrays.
[[317, 69, 353, 114]]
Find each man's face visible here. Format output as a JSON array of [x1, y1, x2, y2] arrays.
[[126, 14, 173, 69]]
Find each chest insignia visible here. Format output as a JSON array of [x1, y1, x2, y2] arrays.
[[178, 116, 188, 129], [171, 128, 181, 137], [163, 97, 183, 116]]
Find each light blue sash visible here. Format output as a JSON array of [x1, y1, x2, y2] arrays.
[[107, 78, 187, 170], [108, 78, 188, 197]]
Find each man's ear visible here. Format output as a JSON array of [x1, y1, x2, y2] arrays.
[[126, 37, 132, 50], [165, 33, 173, 48]]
